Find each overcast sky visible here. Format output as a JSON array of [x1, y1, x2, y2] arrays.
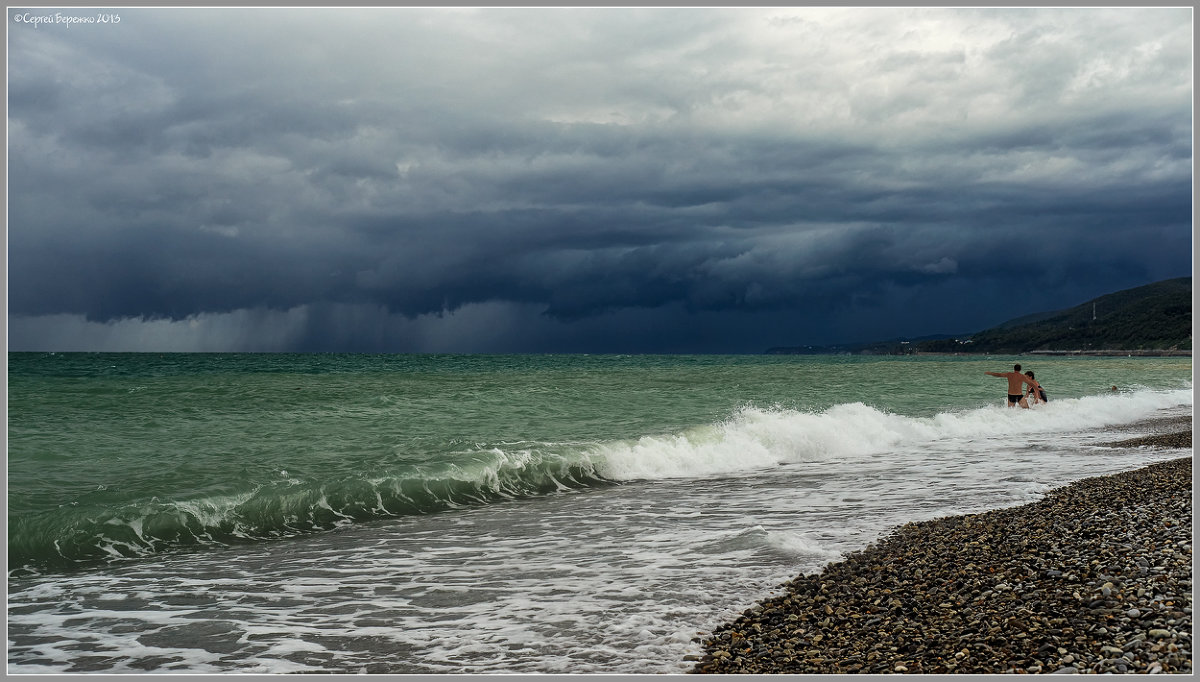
[[8, 7, 1193, 353]]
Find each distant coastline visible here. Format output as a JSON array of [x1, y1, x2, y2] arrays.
[[768, 278, 1191, 357], [1023, 349, 1192, 357], [768, 349, 1193, 357], [911, 349, 1192, 358]]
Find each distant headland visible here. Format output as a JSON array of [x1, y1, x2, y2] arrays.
[[767, 277, 1192, 356]]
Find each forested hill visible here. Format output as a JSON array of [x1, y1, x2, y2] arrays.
[[765, 277, 1192, 356], [916, 277, 1192, 354]]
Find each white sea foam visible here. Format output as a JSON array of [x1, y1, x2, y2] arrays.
[[761, 529, 841, 559], [591, 387, 1191, 481], [8, 384, 1191, 675]]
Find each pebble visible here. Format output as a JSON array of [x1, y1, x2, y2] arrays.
[[1100, 431, 1192, 450], [690, 455, 1192, 675]]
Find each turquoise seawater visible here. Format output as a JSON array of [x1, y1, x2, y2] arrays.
[[9, 352, 1192, 573], [7, 352, 1192, 673]]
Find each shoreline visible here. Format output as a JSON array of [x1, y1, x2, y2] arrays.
[[1025, 350, 1193, 357], [692, 421, 1193, 674], [1098, 414, 1193, 449], [909, 349, 1192, 357]]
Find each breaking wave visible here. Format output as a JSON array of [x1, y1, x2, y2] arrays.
[[10, 386, 1189, 575]]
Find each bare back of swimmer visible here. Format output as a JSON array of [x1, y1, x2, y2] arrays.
[[985, 364, 1038, 408]]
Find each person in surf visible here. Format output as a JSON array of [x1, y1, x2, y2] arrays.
[[985, 364, 1039, 408], [1024, 370, 1048, 405]]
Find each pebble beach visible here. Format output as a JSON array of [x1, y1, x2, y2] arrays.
[[692, 417, 1193, 675]]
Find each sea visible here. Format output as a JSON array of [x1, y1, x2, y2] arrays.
[[6, 352, 1193, 674]]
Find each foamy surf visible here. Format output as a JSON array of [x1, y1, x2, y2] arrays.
[[8, 353, 1191, 674], [590, 386, 1192, 481]]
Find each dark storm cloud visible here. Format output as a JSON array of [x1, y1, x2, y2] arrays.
[[7, 7, 1192, 352]]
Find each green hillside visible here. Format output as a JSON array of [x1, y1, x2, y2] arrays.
[[917, 277, 1192, 354]]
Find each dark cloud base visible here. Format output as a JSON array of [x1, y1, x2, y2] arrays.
[[7, 8, 1192, 353]]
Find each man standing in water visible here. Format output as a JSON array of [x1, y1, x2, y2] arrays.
[[985, 364, 1039, 408]]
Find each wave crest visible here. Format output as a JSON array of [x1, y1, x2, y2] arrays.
[[591, 387, 1192, 480], [10, 386, 1189, 575]]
